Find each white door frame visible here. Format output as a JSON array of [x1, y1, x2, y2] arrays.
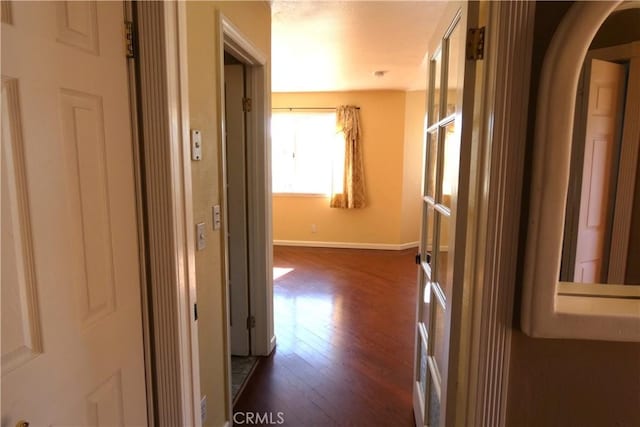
[[217, 12, 274, 358], [123, 2, 154, 424], [134, 2, 201, 426], [216, 10, 275, 418], [446, 2, 536, 426]]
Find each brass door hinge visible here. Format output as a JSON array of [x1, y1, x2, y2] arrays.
[[242, 97, 252, 113], [125, 21, 135, 59], [466, 27, 486, 60], [247, 315, 256, 329]]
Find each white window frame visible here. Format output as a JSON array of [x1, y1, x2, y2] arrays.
[[271, 110, 342, 197]]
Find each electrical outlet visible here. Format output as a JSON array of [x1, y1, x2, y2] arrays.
[[201, 395, 207, 423], [311, 224, 317, 233]]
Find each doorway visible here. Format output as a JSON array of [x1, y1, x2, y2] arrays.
[[217, 14, 274, 414], [223, 50, 257, 401], [562, 40, 640, 285]]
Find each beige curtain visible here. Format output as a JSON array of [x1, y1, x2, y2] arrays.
[[331, 105, 366, 208]]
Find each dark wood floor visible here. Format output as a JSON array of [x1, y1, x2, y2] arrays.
[[234, 246, 419, 426]]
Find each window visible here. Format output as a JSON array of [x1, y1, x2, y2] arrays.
[[271, 111, 344, 194]]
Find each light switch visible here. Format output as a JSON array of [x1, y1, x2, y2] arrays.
[[213, 205, 221, 230], [196, 222, 206, 250], [191, 129, 202, 161], [201, 395, 207, 423]]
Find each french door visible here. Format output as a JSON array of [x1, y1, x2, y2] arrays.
[[413, 2, 478, 426]]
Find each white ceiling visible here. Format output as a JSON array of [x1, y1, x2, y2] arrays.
[[271, 1, 448, 93]]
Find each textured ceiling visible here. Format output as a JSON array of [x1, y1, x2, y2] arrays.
[[271, 1, 448, 93]]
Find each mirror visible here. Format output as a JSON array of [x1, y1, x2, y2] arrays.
[[521, 1, 640, 342], [560, 5, 640, 285]]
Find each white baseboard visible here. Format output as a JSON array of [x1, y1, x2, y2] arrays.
[[269, 334, 277, 354], [273, 240, 419, 251]]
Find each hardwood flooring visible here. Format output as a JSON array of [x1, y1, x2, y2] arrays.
[[234, 246, 419, 426]]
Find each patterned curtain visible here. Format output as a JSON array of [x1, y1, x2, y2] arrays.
[[330, 105, 366, 208]]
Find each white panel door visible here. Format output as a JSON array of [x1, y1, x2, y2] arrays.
[[574, 59, 625, 283], [224, 63, 251, 356], [413, 2, 477, 426], [1, 2, 147, 425]]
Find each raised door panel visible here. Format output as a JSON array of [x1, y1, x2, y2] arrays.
[[86, 372, 125, 426], [1, 2, 147, 425], [56, 1, 99, 54], [60, 89, 117, 328], [1, 78, 42, 375]]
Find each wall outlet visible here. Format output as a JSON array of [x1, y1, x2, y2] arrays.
[[311, 224, 317, 233], [200, 395, 207, 423]]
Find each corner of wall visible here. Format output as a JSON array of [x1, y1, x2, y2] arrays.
[[400, 90, 427, 244]]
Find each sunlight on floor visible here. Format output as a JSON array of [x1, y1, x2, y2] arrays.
[[273, 267, 294, 280]]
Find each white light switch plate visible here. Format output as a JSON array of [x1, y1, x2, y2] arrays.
[[201, 396, 207, 423], [196, 222, 206, 250], [191, 129, 202, 161], [213, 205, 221, 230]]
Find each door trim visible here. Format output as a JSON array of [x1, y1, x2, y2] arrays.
[[135, 2, 201, 426], [123, 2, 154, 425], [218, 13, 274, 358], [216, 11, 274, 421], [461, 2, 536, 426]]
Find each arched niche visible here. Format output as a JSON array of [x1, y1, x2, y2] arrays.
[[521, 1, 640, 342]]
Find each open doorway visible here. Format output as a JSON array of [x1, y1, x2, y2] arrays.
[[216, 14, 274, 415], [223, 49, 257, 401], [561, 39, 640, 285]]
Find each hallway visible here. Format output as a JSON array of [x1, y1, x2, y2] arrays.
[[234, 246, 418, 426]]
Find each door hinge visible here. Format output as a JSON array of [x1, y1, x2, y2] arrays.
[[247, 315, 256, 329], [125, 20, 136, 59], [242, 97, 252, 113], [415, 253, 421, 265], [194, 303, 198, 321], [466, 27, 486, 60]]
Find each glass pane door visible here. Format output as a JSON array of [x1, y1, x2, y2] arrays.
[[413, 3, 473, 426]]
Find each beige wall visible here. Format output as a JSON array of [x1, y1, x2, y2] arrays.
[[272, 90, 424, 246], [591, 8, 640, 50], [401, 90, 426, 243], [186, 2, 271, 426], [507, 2, 640, 426]]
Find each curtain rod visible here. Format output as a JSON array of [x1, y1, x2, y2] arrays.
[[272, 107, 360, 111]]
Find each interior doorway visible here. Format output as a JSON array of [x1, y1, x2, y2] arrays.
[[223, 50, 259, 402], [224, 52, 252, 357], [562, 40, 640, 285], [217, 13, 275, 417]]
